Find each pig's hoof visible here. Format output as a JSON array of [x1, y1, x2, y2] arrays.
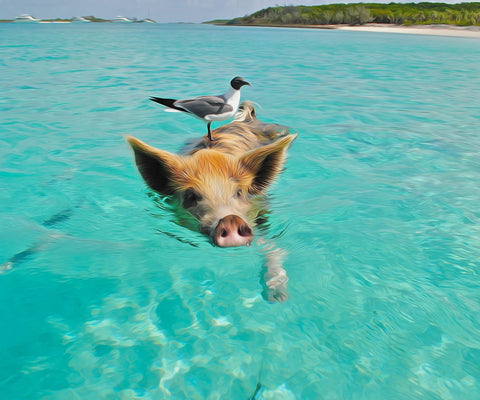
[[264, 274, 289, 303], [263, 285, 289, 303]]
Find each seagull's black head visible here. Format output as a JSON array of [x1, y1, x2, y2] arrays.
[[230, 77, 250, 90]]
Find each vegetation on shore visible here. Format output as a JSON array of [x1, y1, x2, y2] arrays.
[[227, 2, 480, 26], [204, 19, 231, 24]]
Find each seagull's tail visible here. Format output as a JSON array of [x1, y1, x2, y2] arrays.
[[234, 101, 258, 122], [150, 97, 186, 112]]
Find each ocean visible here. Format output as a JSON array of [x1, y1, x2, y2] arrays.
[[1, 22, 480, 399]]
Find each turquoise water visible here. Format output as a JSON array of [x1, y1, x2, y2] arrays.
[[1, 22, 480, 399]]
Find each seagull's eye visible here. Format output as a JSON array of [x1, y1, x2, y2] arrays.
[[183, 189, 201, 208]]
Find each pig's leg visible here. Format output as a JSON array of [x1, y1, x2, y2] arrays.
[[259, 240, 289, 303]]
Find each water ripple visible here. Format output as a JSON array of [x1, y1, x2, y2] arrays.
[[2, 23, 480, 399]]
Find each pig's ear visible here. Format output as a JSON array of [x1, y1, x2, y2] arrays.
[[126, 135, 181, 195], [240, 134, 297, 194]]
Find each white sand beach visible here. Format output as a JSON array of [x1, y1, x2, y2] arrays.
[[336, 23, 480, 38], [230, 23, 480, 38]]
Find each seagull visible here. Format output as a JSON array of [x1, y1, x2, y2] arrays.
[[150, 77, 251, 141]]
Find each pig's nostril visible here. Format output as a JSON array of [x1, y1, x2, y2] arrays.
[[221, 229, 228, 237], [238, 225, 252, 237]]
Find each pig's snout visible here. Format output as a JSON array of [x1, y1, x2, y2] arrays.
[[213, 215, 253, 247]]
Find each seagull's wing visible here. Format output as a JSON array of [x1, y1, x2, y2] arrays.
[[175, 96, 234, 119]]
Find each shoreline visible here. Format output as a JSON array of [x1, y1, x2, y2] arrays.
[[222, 23, 480, 38], [337, 23, 480, 38]]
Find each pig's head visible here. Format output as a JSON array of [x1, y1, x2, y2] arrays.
[[127, 134, 296, 247]]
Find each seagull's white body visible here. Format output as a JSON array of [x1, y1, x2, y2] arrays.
[[204, 86, 240, 122]]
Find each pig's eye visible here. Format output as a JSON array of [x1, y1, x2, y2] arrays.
[[235, 188, 243, 199], [183, 189, 201, 208]]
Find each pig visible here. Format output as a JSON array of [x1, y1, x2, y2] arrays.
[[127, 101, 296, 302]]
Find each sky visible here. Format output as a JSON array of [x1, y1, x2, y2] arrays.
[[0, 0, 462, 23]]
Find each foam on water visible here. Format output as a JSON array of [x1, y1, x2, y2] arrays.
[[1, 23, 480, 399]]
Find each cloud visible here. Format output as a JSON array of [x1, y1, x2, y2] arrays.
[[0, 0, 303, 22]]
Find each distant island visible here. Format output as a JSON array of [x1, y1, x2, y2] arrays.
[[0, 15, 156, 23], [208, 2, 480, 27]]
